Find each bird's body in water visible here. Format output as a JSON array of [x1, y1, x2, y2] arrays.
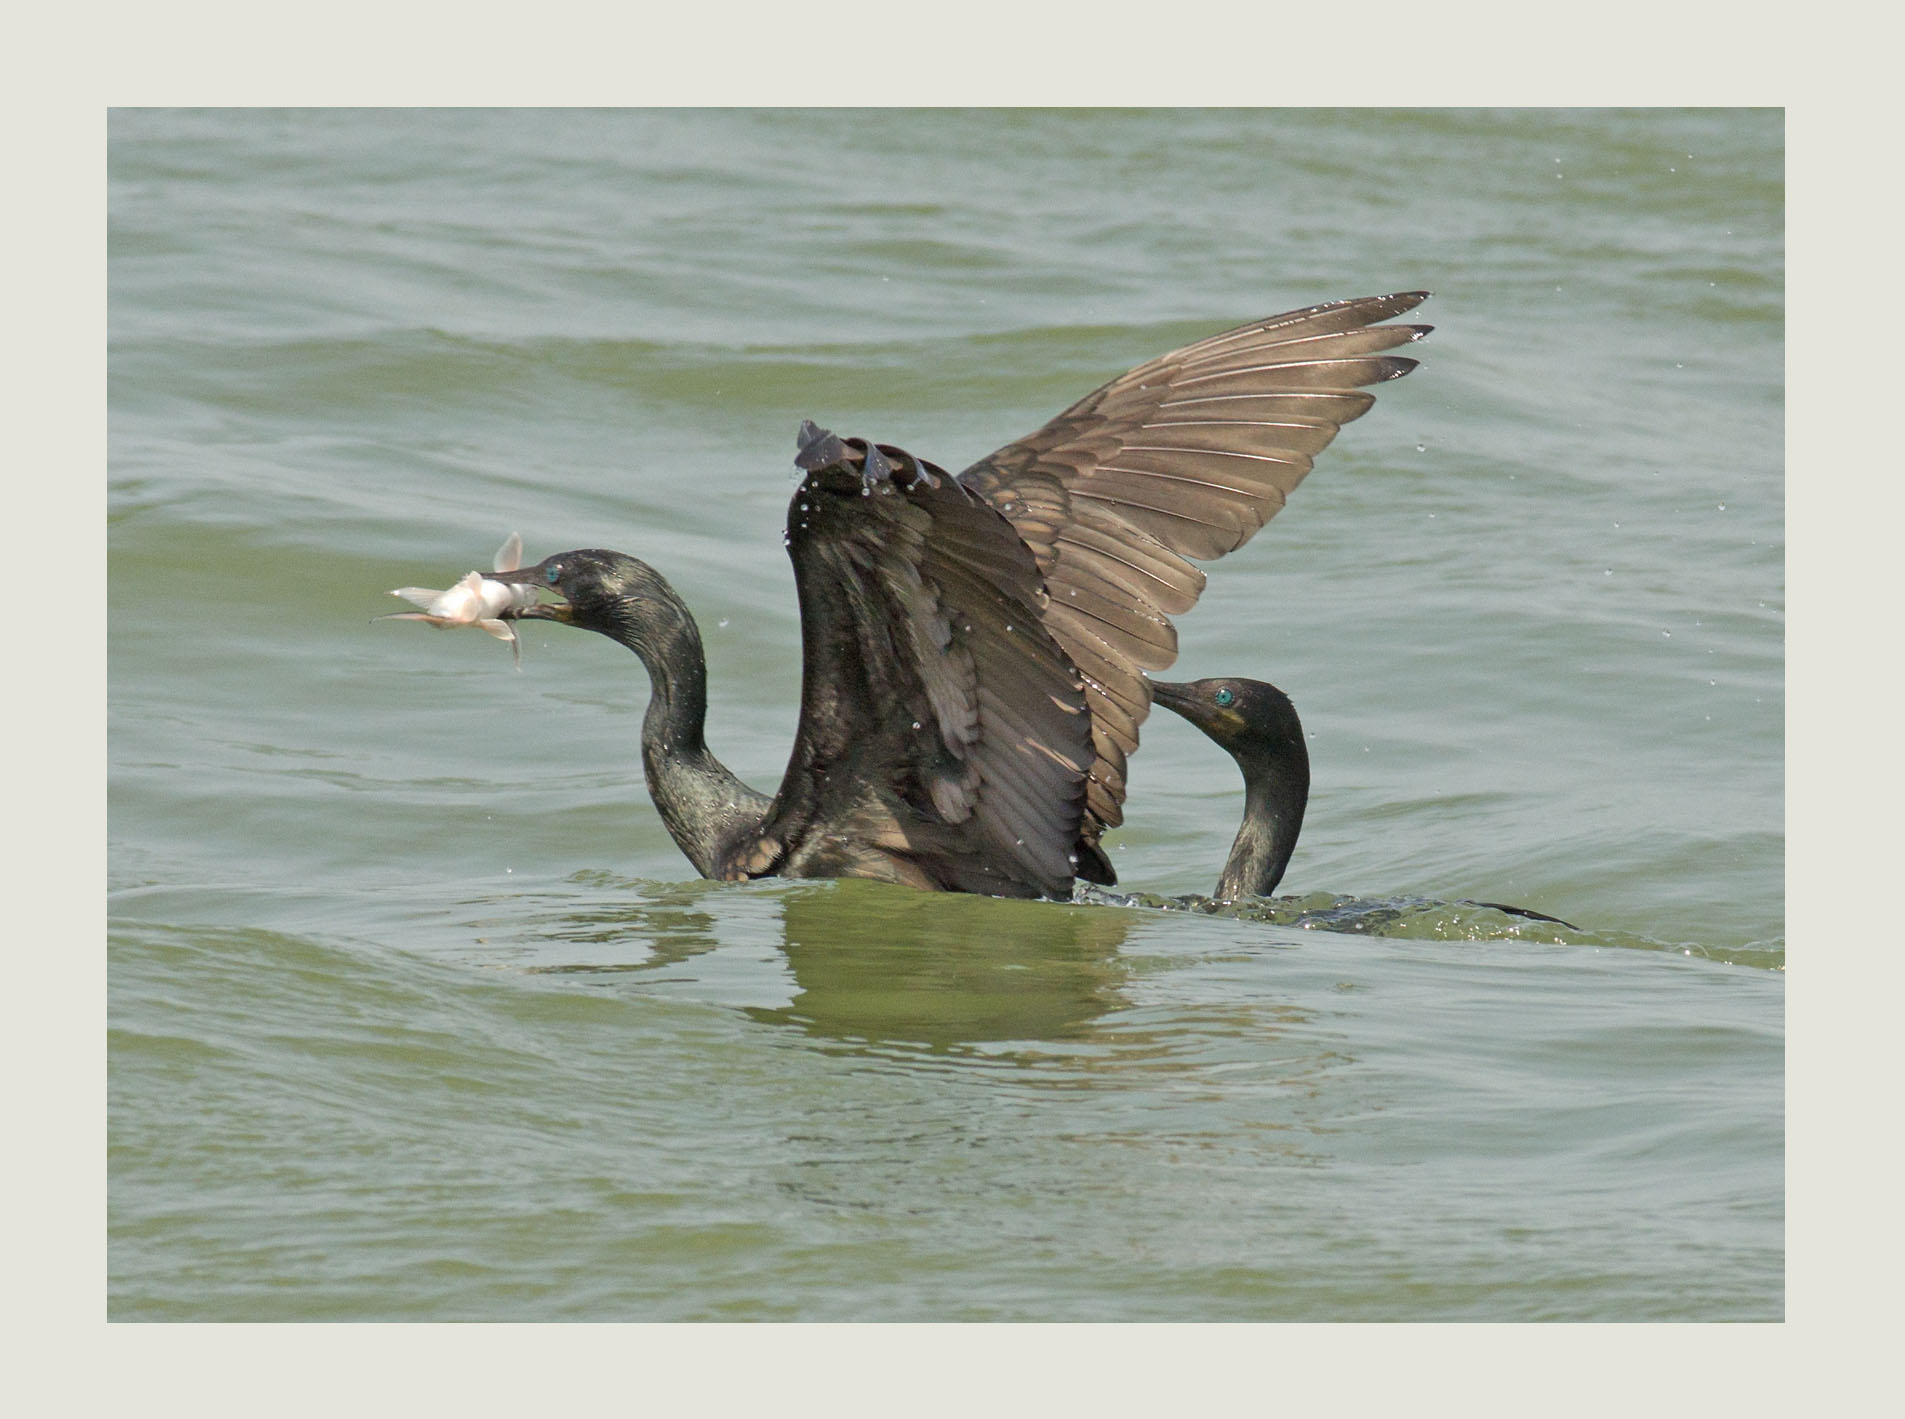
[[482, 293, 1432, 899]]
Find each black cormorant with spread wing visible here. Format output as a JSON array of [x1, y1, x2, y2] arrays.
[[486, 292, 1430, 899]]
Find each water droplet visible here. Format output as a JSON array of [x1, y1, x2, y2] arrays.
[[718, 618, 729, 629], [1717, 502, 1726, 511], [1661, 630, 1672, 638]]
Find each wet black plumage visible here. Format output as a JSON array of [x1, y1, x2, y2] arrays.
[[487, 293, 1430, 899]]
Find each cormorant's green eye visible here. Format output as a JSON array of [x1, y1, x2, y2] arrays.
[[1213, 687, 1236, 708], [545, 564, 561, 586]]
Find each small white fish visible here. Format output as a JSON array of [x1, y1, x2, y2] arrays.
[[383, 534, 539, 667]]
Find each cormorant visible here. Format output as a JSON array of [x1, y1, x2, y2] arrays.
[[484, 293, 1430, 899], [1151, 673, 1577, 927], [1148, 677, 1308, 901]]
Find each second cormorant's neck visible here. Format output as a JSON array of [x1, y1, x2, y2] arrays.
[[1213, 739, 1310, 903], [595, 573, 771, 878]]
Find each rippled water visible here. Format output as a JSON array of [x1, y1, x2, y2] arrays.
[[109, 108, 1782, 1320]]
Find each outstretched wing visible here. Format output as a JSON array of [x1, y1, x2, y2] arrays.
[[723, 422, 1093, 900], [959, 291, 1431, 854]]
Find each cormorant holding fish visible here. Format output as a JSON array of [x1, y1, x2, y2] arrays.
[[463, 293, 1432, 898]]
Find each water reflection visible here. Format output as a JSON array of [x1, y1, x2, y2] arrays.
[[510, 876, 1139, 1049], [749, 882, 1136, 1050], [518, 871, 729, 974], [502, 868, 1778, 1068]]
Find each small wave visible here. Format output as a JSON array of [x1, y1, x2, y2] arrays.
[[1076, 885, 1783, 971]]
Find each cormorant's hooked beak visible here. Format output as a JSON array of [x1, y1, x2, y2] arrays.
[[1149, 678, 1244, 742], [1147, 679, 1197, 715], [1149, 679, 1212, 723], [482, 565, 572, 623]]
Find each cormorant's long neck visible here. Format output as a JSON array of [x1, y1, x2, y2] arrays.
[[1214, 743, 1310, 903], [599, 578, 771, 877]]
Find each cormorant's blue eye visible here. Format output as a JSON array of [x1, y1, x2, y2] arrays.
[[1213, 687, 1235, 708], [545, 564, 561, 586]]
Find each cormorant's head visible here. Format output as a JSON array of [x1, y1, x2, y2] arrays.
[[1149, 677, 1307, 766], [485, 549, 663, 635]]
